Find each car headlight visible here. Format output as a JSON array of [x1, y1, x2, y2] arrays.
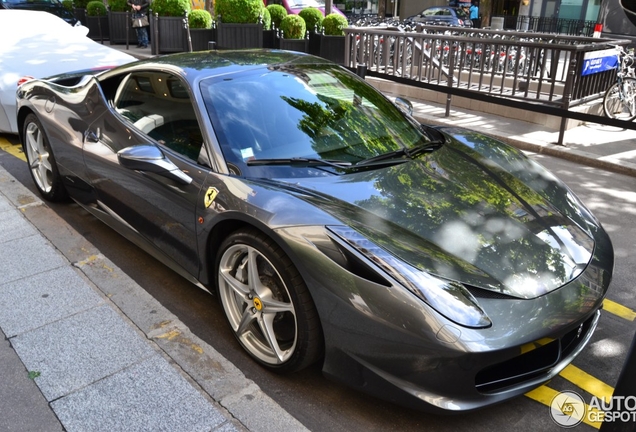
[[328, 226, 492, 329]]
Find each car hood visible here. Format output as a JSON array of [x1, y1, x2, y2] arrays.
[[273, 131, 597, 299]]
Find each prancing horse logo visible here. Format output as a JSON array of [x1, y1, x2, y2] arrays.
[[204, 187, 219, 208]]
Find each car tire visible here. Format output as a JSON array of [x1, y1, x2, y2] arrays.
[[216, 228, 323, 373], [22, 113, 68, 202]]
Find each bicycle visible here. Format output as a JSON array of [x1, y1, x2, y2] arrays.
[[603, 45, 636, 121]]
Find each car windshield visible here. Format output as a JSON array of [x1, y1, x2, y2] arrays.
[[200, 63, 433, 177]]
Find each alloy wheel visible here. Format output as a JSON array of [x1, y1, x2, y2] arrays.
[[218, 243, 297, 366], [25, 121, 53, 194]]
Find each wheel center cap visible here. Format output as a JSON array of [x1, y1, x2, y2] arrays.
[[253, 297, 263, 311]]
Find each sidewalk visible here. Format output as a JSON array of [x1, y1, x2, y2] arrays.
[[0, 162, 307, 430]]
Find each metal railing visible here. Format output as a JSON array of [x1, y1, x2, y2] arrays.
[[344, 25, 633, 144]]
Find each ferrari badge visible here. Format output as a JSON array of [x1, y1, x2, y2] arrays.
[[204, 187, 219, 208]]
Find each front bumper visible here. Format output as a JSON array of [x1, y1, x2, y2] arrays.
[[322, 309, 600, 413], [276, 225, 611, 413]]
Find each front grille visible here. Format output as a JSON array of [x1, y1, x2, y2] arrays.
[[475, 313, 597, 394]]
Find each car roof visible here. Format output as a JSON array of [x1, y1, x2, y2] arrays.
[[427, 6, 461, 10], [0, 9, 73, 29], [2, 0, 63, 3]]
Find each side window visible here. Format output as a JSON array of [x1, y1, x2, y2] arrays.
[[114, 72, 206, 164], [423, 8, 438, 16]]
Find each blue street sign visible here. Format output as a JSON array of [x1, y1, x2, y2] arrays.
[[582, 48, 619, 76]]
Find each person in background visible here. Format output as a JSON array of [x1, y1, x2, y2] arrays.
[[469, 1, 480, 28], [128, 0, 149, 48]]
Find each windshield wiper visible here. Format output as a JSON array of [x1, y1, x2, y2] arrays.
[[355, 140, 444, 167], [246, 157, 352, 168]]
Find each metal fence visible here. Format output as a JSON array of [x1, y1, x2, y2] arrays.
[[344, 25, 632, 144]]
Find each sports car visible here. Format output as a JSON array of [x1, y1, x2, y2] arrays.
[[16, 50, 613, 413]]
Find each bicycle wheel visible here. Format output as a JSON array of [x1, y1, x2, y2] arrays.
[[603, 77, 636, 121]]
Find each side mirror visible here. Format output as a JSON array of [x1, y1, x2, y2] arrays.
[[117, 144, 192, 185], [394, 97, 413, 116]]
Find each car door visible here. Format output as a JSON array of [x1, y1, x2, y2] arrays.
[[82, 70, 210, 278]]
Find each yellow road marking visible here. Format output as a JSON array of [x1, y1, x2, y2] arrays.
[[0, 136, 26, 162], [603, 299, 636, 321], [526, 385, 603, 429], [559, 364, 614, 401], [155, 329, 181, 340]]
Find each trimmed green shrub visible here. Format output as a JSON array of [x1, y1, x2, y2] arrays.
[[299, 7, 322, 33], [267, 4, 286, 28], [151, 0, 191, 16], [189, 9, 213, 28], [107, 0, 127, 12], [62, 0, 74, 12], [261, 6, 271, 30], [74, 0, 90, 8], [322, 13, 347, 36], [280, 14, 305, 39], [86, 0, 107, 16], [215, 0, 262, 24]]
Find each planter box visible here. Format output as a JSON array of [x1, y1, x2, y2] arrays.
[[189, 28, 216, 51], [320, 35, 345, 65], [308, 31, 321, 56], [216, 22, 263, 49], [108, 11, 137, 45], [263, 29, 276, 49], [279, 38, 308, 53], [86, 16, 110, 41], [156, 16, 188, 53], [74, 7, 86, 25]]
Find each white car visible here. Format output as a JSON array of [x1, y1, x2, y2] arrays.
[[0, 10, 135, 134]]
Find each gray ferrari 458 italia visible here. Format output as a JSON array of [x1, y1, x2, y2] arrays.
[[16, 50, 614, 413]]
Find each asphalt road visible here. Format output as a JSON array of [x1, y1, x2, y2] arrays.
[[1, 134, 634, 431]]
